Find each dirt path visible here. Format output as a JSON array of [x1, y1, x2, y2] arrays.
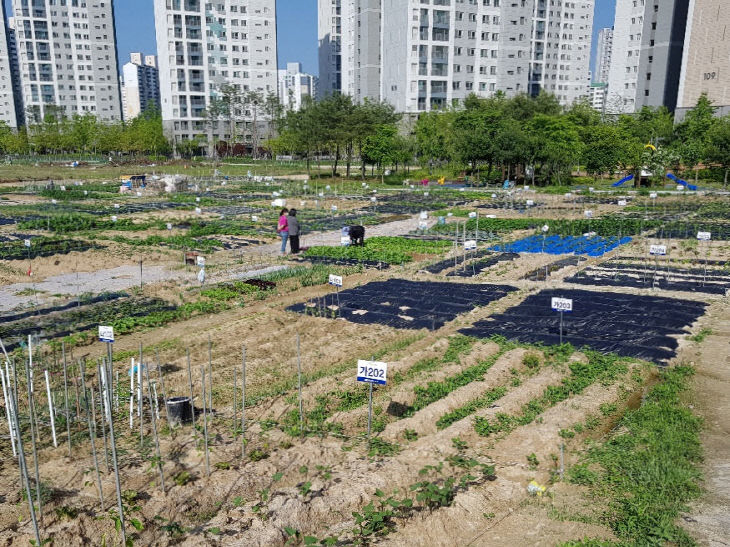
[[0, 214, 427, 312], [682, 306, 730, 546]]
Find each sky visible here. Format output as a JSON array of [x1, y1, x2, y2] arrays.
[[4, 0, 613, 77]]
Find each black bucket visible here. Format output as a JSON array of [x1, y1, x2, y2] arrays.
[[166, 396, 193, 425]]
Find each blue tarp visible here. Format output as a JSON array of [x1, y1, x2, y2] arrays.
[[491, 235, 632, 257]]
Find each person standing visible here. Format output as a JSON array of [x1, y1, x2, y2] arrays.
[[288, 209, 301, 254], [277, 208, 289, 255]]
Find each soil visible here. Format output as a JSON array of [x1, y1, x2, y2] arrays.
[[680, 304, 730, 545], [1, 187, 728, 546]]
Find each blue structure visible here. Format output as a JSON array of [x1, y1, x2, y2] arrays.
[[667, 173, 698, 191], [612, 174, 634, 187], [491, 235, 632, 257]]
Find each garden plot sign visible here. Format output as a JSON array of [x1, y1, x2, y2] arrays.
[[98, 326, 114, 343], [357, 360, 387, 385], [650, 245, 667, 256], [329, 274, 343, 287], [551, 297, 573, 313], [697, 232, 712, 241], [464, 240, 477, 251]]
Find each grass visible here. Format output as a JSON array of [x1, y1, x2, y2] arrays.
[[564, 365, 703, 546], [690, 328, 712, 343]]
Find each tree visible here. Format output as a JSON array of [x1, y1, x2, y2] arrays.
[[706, 115, 730, 186], [362, 125, 399, 183], [526, 115, 583, 185], [414, 110, 451, 173], [675, 94, 717, 182]]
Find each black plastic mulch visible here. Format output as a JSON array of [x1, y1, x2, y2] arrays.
[[460, 288, 707, 363], [300, 256, 391, 270], [422, 248, 494, 274], [447, 253, 520, 278], [565, 261, 730, 295], [287, 279, 516, 330]]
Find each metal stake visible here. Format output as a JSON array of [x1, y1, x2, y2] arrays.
[[241, 347, 246, 460], [187, 348, 195, 428], [62, 343, 71, 456], [297, 334, 303, 436], [201, 367, 210, 477], [145, 365, 165, 493], [88, 389, 105, 511]]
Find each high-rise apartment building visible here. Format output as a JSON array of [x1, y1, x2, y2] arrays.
[[340, 0, 380, 102], [594, 27, 613, 84], [379, 0, 594, 113], [606, 0, 689, 113], [122, 52, 161, 120], [318, 0, 341, 98], [7, 18, 25, 128], [154, 0, 278, 145], [1, 4, 20, 129], [677, 0, 730, 110], [10, 0, 122, 123], [278, 62, 317, 111], [589, 81, 607, 112]]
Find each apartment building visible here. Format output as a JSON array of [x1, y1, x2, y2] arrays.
[[340, 0, 380, 102], [10, 0, 122, 123], [277, 62, 317, 111], [122, 52, 161, 120], [677, 0, 730, 111], [317, 0, 341, 98], [607, 0, 689, 113], [594, 26, 612, 84], [379, 0, 594, 113], [589, 81, 607, 112], [7, 18, 25, 127], [154, 0, 278, 145], [1, 3, 19, 129]]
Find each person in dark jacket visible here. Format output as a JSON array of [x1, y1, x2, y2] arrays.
[[288, 209, 301, 254]]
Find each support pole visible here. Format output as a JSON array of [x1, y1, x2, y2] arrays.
[[62, 343, 71, 455], [241, 347, 246, 461], [297, 334, 303, 436]]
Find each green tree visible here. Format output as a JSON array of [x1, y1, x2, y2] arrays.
[[706, 115, 730, 186], [675, 94, 717, 182], [362, 124, 399, 183], [526, 115, 583, 185]]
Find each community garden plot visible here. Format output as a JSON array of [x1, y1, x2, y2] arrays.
[[460, 288, 707, 363], [446, 252, 520, 278], [522, 256, 586, 281], [287, 279, 516, 330], [565, 257, 730, 295]]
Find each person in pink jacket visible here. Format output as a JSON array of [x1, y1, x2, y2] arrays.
[[277, 208, 289, 255]]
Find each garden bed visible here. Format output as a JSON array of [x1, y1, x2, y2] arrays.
[[287, 279, 516, 330], [460, 288, 707, 363]]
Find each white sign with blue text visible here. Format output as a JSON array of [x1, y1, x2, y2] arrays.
[[551, 297, 573, 313], [357, 360, 387, 385], [98, 326, 115, 343]]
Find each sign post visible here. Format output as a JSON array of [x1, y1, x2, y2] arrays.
[[357, 360, 387, 445], [551, 297, 573, 344], [329, 274, 343, 310], [649, 244, 667, 285], [697, 232, 711, 286]]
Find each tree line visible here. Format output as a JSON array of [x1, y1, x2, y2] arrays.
[[2, 90, 729, 186], [0, 107, 170, 157]]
